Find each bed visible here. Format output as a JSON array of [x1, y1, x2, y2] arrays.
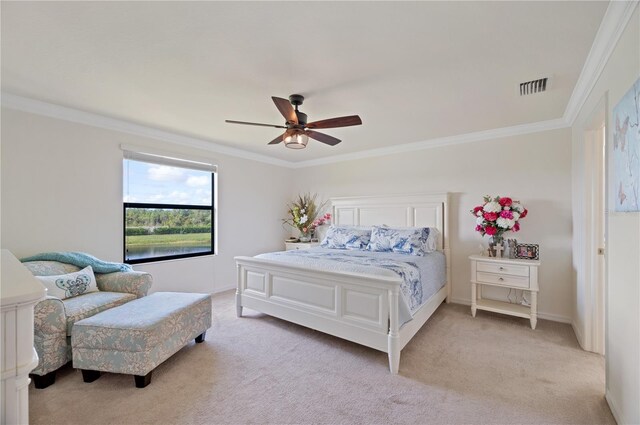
[[234, 193, 451, 373]]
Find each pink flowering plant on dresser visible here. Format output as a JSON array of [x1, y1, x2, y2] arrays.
[[471, 196, 528, 243]]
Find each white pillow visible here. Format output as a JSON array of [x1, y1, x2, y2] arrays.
[[35, 266, 98, 299], [425, 227, 440, 253]]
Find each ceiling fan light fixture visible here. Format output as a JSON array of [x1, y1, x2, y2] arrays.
[[284, 130, 308, 149]]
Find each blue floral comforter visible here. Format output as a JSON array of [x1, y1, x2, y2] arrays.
[[256, 248, 446, 325]]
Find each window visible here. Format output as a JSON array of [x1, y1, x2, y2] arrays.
[[123, 150, 216, 264]]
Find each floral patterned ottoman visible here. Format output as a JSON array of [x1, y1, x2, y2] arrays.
[[71, 292, 212, 388]]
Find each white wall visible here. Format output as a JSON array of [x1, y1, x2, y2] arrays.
[[1, 106, 574, 322], [572, 6, 639, 424], [0, 108, 292, 294], [292, 128, 574, 322]]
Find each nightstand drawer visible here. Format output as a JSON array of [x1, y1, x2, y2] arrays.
[[476, 271, 530, 289], [285, 242, 319, 251], [476, 262, 529, 277]]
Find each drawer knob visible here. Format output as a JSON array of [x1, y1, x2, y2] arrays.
[[499, 267, 505, 270], [498, 277, 504, 281]]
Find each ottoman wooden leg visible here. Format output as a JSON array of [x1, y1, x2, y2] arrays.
[[195, 331, 206, 343], [31, 371, 56, 389], [135, 371, 152, 388], [81, 370, 101, 383]]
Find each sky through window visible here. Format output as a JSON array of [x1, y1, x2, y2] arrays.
[[123, 159, 212, 206]]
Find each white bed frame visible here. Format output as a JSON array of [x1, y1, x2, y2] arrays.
[[235, 192, 451, 373]]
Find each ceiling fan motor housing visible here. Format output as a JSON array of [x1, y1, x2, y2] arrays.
[[295, 111, 307, 126], [288, 94, 307, 126]]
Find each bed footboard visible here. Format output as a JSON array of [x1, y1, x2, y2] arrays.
[[235, 256, 404, 365], [235, 255, 448, 374]]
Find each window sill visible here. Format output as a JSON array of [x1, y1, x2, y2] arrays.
[[127, 253, 217, 267]]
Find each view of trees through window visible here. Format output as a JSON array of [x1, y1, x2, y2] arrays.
[[123, 158, 214, 263], [126, 208, 211, 231]]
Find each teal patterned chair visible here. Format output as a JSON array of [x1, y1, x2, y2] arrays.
[[22, 260, 152, 388]]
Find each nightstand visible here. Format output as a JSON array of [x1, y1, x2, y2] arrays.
[[469, 254, 541, 329], [285, 242, 320, 251]]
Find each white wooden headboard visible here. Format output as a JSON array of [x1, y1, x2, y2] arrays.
[[330, 192, 450, 251]]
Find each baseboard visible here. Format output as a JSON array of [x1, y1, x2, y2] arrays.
[[213, 284, 236, 294], [449, 297, 470, 306], [605, 390, 626, 425], [537, 311, 573, 324], [450, 297, 471, 306], [449, 297, 572, 324], [571, 320, 585, 349]]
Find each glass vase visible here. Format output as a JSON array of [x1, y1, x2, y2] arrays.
[[298, 229, 311, 242], [488, 235, 505, 257]]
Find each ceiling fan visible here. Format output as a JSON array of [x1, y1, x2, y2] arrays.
[[225, 94, 362, 149]]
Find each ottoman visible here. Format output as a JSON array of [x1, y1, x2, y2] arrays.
[[72, 292, 212, 388]]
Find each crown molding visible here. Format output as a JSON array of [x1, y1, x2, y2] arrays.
[[291, 118, 569, 168], [0, 92, 294, 168], [2, 93, 571, 170], [563, 0, 639, 124]]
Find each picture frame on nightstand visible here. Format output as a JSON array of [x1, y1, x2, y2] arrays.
[[514, 243, 539, 260]]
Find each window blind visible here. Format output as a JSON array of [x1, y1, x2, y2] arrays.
[[121, 145, 217, 173]]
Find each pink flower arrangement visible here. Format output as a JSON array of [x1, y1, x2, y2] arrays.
[[311, 213, 331, 230], [300, 213, 331, 238], [471, 195, 527, 239]]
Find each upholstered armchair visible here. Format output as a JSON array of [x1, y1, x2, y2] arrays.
[[22, 260, 152, 388]]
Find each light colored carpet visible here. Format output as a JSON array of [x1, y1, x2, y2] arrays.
[[29, 290, 613, 425]]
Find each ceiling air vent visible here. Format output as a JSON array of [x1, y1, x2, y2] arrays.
[[519, 77, 548, 96]]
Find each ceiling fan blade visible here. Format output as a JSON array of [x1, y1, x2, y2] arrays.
[[305, 130, 341, 146], [268, 132, 285, 145], [225, 120, 287, 129], [272, 97, 298, 124], [305, 115, 362, 129]]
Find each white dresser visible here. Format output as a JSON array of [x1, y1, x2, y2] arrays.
[[469, 254, 540, 329], [1, 249, 46, 425]]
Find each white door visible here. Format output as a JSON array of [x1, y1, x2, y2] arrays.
[[583, 99, 606, 356], [594, 124, 606, 355]]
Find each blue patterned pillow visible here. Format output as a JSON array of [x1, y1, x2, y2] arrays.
[[367, 226, 430, 256], [320, 226, 371, 250]]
